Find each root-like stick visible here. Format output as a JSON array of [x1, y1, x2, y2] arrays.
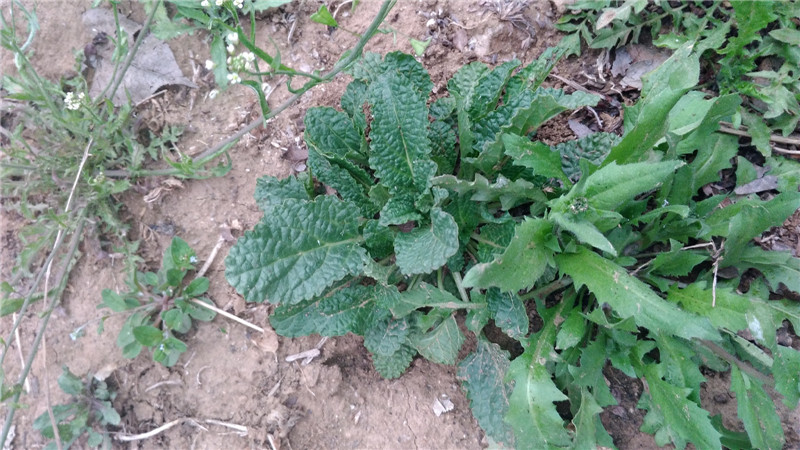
[[196, 237, 225, 279], [115, 418, 205, 441], [189, 299, 264, 333], [205, 419, 247, 434], [12, 314, 30, 393], [144, 380, 183, 393], [718, 122, 800, 146]]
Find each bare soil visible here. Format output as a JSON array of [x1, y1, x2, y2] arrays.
[[2, 1, 799, 449]]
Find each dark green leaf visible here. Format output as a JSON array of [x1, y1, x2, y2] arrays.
[[367, 71, 433, 193], [270, 285, 390, 337], [555, 307, 586, 350], [371, 343, 416, 379], [433, 174, 546, 211], [603, 43, 699, 165], [556, 247, 720, 341], [503, 134, 569, 183], [364, 317, 411, 357], [225, 197, 367, 304], [572, 387, 615, 449], [254, 175, 310, 214], [457, 339, 514, 445], [730, 366, 784, 450], [640, 366, 722, 449], [463, 218, 554, 292], [388, 282, 472, 318], [411, 314, 464, 365], [394, 208, 459, 275], [162, 309, 191, 333], [486, 288, 529, 340], [100, 289, 129, 312]]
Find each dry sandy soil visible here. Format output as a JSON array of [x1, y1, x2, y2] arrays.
[[1, 1, 799, 449]]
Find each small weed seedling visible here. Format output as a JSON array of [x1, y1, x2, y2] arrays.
[[33, 366, 120, 449], [225, 35, 800, 449], [98, 237, 215, 367]]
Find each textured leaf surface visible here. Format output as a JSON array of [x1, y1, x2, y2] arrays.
[[254, 175, 310, 214], [556, 132, 621, 181], [556, 247, 719, 341], [412, 314, 464, 365], [433, 174, 546, 211], [225, 197, 366, 304], [467, 59, 520, 120], [364, 317, 411, 358], [486, 288, 529, 340], [304, 107, 362, 159], [457, 339, 514, 445], [372, 343, 416, 379], [463, 218, 554, 292], [270, 285, 391, 337], [730, 366, 784, 450], [368, 71, 432, 192], [394, 208, 459, 275], [640, 367, 722, 450]]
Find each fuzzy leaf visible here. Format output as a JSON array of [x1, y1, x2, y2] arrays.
[[394, 208, 459, 275], [340, 79, 368, 133], [448, 61, 489, 156], [457, 339, 514, 445], [304, 107, 363, 158], [412, 314, 464, 365], [371, 343, 416, 379], [132, 325, 163, 347], [553, 133, 621, 181], [364, 316, 411, 357], [270, 285, 390, 337], [57, 367, 84, 396], [429, 119, 457, 175], [463, 218, 554, 292], [367, 71, 432, 193], [486, 288, 529, 340], [556, 247, 719, 341], [467, 59, 520, 120], [475, 221, 515, 263], [730, 366, 784, 450], [381, 52, 434, 97], [225, 197, 367, 304], [640, 366, 722, 449]]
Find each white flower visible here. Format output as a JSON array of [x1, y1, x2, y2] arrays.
[[208, 89, 219, 99], [201, 0, 210, 6], [64, 91, 85, 110], [261, 82, 272, 94], [227, 73, 241, 84], [241, 51, 255, 62], [205, 59, 216, 70], [226, 32, 239, 45], [215, 0, 223, 5], [226, 43, 235, 54], [233, 0, 244, 8]]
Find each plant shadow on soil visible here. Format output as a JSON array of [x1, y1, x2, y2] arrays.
[[2, 0, 799, 449]]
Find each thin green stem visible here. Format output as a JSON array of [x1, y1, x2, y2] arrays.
[[101, 0, 161, 104], [519, 276, 573, 302], [470, 232, 503, 248], [451, 271, 470, 304]]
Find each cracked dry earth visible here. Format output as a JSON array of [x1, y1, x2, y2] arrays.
[[2, 0, 799, 449]]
